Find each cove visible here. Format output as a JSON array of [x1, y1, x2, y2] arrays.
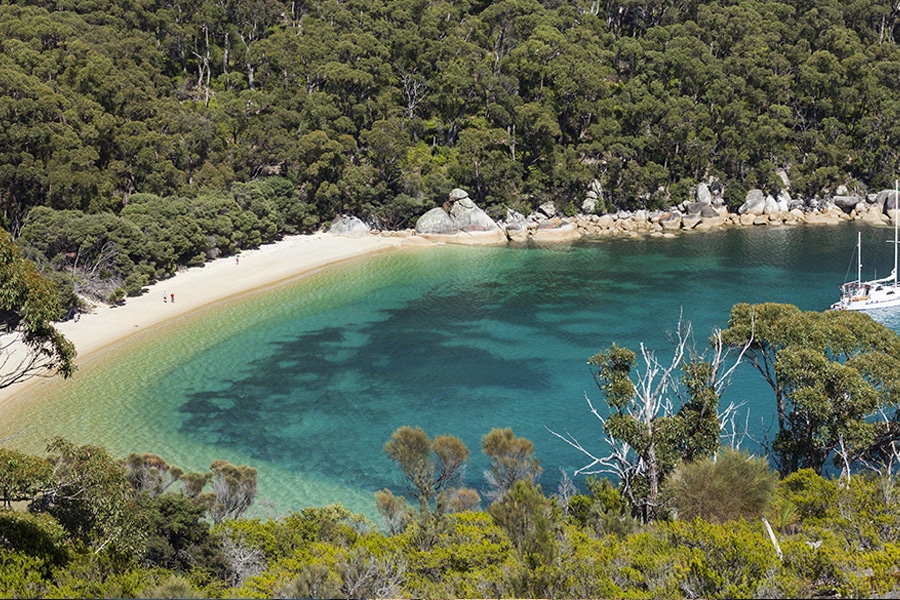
[[2, 222, 898, 520]]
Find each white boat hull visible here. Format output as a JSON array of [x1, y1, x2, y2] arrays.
[[833, 182, 900, 312], [832, 283, 900, 311]]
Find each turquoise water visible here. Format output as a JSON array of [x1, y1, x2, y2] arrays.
[[3, 223, 899, 519]]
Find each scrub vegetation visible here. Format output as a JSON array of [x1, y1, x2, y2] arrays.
[[3, 431, 900, 598]]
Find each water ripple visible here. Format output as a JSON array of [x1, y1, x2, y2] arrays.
[[2, 223, 893, 519]]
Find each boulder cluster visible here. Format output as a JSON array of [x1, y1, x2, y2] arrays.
[[330, 179, 900, 244], [412, 188, 507, 244]]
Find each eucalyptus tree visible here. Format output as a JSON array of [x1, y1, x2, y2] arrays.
[[449, 123, 522, 208], [41, 437, 146, 556], [122, 453, 185, 499], [0, 448, 53, 508], [11, 0, 900, 285], [0, 229, 75, 389], [208, 460, 258, 525], [120, 193, 209, 272], [722, 302, 900, 476], [20, 206, 146, 300], [0, 68, 67, 233]]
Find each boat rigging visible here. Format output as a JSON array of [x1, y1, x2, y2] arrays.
[[831, 181, 900, 311]]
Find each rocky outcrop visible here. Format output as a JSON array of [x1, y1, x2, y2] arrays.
[[503, 209, 530, 243], [329, 215, 371, 238], [858, 203, 888, 224], [415, 207, 458, 235], [582, 180, 603, 214], [415, 189, 506, 244], [405, 181, 898, 247], [737, 189, 792, 216], [739, 190, 767, 215], [877, 189, 900, 212], [832, 195, 862, 211], [414, 188, 591, 244], [449, 194, 500, 231], [531, 217, 580, 243], [683, 202, 705, 216], [537, 202, 558, 219]]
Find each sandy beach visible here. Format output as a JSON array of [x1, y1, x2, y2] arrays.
[[0, 232, 426, 408]]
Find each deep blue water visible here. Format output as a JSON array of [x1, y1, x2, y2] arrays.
[[5, 222, 900, 519]]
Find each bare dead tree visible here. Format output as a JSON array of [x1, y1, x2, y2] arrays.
[[221, 534, 266, 587], [69, 240, 123, 302], [548, 318, 750, 522], [191, 23, 212, 107], [400, 70, 427, 122], [719, 399, 751, 449], [554, 467, 578, 517], [337, 547, 407, 599], [836, 435, 853, 486], [548, 394, 663, 520]]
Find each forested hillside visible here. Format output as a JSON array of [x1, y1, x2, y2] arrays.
[[5, 0, 900, 301], [4, 0, 900, 232]]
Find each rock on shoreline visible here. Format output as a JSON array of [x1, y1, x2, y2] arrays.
[[334, 186, 899, 245]]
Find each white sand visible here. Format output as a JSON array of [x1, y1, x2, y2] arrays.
[[0, 232, 430, 407]]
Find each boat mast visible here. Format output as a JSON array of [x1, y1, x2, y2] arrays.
[[894, 179, 900, 287], [858, 231, 862, 285]]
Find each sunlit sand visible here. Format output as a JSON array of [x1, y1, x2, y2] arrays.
[[0, 232, 424, 410]]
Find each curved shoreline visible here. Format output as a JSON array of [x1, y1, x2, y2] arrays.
[[0, 232, 428, 411], [0, 205, 885, 412]]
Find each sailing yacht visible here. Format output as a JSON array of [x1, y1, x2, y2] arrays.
[[831, 182, 900, 311]]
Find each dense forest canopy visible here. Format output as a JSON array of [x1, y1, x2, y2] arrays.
[[6, 0, 900, 304], [3, 0, 900, 241]]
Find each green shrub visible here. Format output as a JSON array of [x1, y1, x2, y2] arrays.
[[667, 448, 778, 523]]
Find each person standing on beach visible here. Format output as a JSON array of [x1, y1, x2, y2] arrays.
[[171, 293, 175, 303], [163, 291, 167, 303]]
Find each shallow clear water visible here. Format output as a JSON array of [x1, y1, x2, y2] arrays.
[[3, 223, 899, 519]]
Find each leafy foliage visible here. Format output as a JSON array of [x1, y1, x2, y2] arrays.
[[487, 480, 557, 568], [0, 510, 69, 570], [481, 427, 542, 501], [208, 460, 257, 525], [0, 448, 53, 508], [383, 426, 470, 513], [1, 440, 900, 597], [722, 302, 900, 475], [559, 319, 739, 523], [40, 437, 145, 557], [666, 448, 779, 523], [0, 228, 75, 385], [137, 493, 228, 576]]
